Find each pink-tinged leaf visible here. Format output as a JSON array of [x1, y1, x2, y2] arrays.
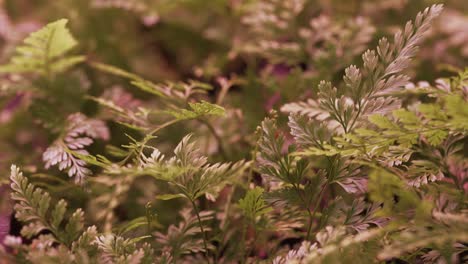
[[42, 113, 109, 184]]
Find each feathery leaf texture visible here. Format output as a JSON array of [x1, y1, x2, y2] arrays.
[[91, 62, 212, 102], [2, 3, 467, 264], [141, 134, 247, 200], [90, 62, 222, 130], [240, 0, 306, 62], [257, 116, 309, 185], [238, 187, 272, 222], [154, 209, 214, 259], [42, 113, 109, 184], [95, 234, 152, 264], [0, 19, 84, 76], [166, 100, 226, 120], [9, 165, 86, 245], [282, 4, 444, 134]]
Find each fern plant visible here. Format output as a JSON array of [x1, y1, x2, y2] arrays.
[[4, 165, 99, 262], [0, 19, 84, 78], [42, 113, 110, 184], [1, 2, 467, 264], [265, 4, 468, 263]]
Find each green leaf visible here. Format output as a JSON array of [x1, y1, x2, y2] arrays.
[[418, 103, 446, 121], [156, 193, 185, 200], [91, 62, 212, 101], [423, 129, 448, 146], [445, 95, 468, 130], [9, 165, 87, 244], [392, 109, 419, 125], [166, 100, 226, 120], [355, 128, 380, 137], [51, 199, 67, 229], [90, 61, 143, 80], [20, 222, 47, 239], [36, 189, 51, 219], [368, 115, 398, 130], [368, 169, 430, 219], [72, 226, 98, 252], [0, 19, 83, 76], [64, 209, 85, 241], [188, 101, 226, 117], [238, 187, 272, 222], [128, 235, 152, 244], [116, 217, 152, 235]]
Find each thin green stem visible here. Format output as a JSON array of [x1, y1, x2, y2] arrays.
[[119, 119, 180, 165], [292, 183, 314, 240], [44, 25, 56, 81], [190, 199, 210, 264], [310, 183, 326, 233]]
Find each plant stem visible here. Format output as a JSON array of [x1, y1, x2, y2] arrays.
[[215, 186, 235, 262], [292, 183, 313, 240], [190, 199, 210, 263], [309, 157, 337, 237], [119, 119, 180, 165], [198, 118, 228, 160], [310, 183, 326, 233]]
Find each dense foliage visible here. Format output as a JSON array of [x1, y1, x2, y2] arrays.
[[0, 1, 467, 263]]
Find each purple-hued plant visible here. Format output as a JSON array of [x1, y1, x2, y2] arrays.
[[0, 1, 466, 263]]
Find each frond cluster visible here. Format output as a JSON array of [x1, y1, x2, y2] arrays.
[[1, 2, 467, 264], [141, 134, 247, 201], [0, 19, 84, 77], [42, 113, 109, 184]]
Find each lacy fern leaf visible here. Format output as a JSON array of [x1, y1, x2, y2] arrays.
[[238, 187, 272, 223], [142, 134, 247, 201], [0, 19, 84, 76], [166, 100, 226, 121], [9, 165, 87, 245], [282, 4, 444, 134], [42, 113, 110, 184], [96, 234, 152, 264]]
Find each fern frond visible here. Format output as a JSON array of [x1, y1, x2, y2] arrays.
[[238, 187, 272, 223], [287, 114, 331, 149], [166, 100, 226, 121], [154, 208, 214, 260], [72, 226, 99, 253], [0, 19, 84, 76], [378, 220, 468, 262], [273, 241, 317, 264], [299, 88, 467, 174], [96, 234, 152, 264], [42, 112, 110, 184], [142, 134, 247, 201], [368, 169, 430, 218], [282, 4, 444, 134], [302, 228, 383, 264], [91, 62, 212, 104], [281, 99, 330, 121], [9, 165, 86, 246], [257, 116, 309, 185], [240, 0, 305, 63]]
